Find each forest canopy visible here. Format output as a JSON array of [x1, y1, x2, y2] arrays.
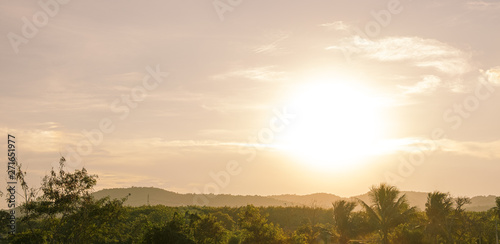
[[1, 158, 499, 244]]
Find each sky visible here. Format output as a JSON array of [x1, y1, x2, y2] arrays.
[[1, 0, 500, 205]]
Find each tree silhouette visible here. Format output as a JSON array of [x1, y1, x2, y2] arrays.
[[332, 200, 357, 244], [495, 197, 500, 220], [358, 183, 415, 244], [495, 197, 500, 244], [451, 197, 471, 242], [12, 157, 129, 243], [7, 160, 500, 243], [425, 191, 453, 243]]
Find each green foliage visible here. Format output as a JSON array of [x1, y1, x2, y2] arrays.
[[61, 196, 129, 243], [238, 205, 287, 244], [142, 211, 228, 244], [290, 220, 320, 244], [212, 211, 236, 231], [193, 214, 228, 244], [495, 197, 500, 219], [390, 223, 425, 244], [332, 200, 358, 243], [142, 212, 195, 244], [260, 206, 334, 232], [0, 211, 11, 240], [6, 163, 500, 244], [358, 183, 416, 244], [425, 191, 453, 243], [11, 157, 128, 244]]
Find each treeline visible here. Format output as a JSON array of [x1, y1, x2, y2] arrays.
[[1, 157, 499, 243]]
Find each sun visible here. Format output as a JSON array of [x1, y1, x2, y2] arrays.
[[277, 77, 387, 170]]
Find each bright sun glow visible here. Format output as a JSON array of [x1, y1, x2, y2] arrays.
[[278, 76, 387, 170]]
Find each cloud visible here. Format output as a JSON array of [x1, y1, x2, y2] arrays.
[[484, 67, 500, 85], [212, 66, 288, 82], [254, 31, 291, 54], [375, 137, 441, 155], [0, 127, 77, 153], [197, 129, 239, 137], [200, 102, 267, 113], [101, 138, 244, 157], [399, 75, 442, 94], [465, 0, 500, 9], [35, 122, 63, 130], [138, 138, 237, 148], [327, 36, 472, 75], [440, 139, 500, 159], [152, 90, 205, 102], [319, 21, 350, 31], [384, 137, 500, 160]]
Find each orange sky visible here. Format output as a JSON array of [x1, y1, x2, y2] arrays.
[[1, 0, 500, 207]]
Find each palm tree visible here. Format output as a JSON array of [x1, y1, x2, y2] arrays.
[[332, 200, 357, 244], [358, 183, 415, 244], [495, 197, 500, 244], [425, 191, 453, 243]]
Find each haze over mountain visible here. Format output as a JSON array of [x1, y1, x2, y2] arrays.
[[93, 187, 498, 212]]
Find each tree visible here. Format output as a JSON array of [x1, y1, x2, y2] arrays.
[[425, 191, 453, 243], [495, 197, 500, 220], [142, 211, 228, 244], [12, 157, 129, 243], [193, 214, 227, 244], [358, 183, 415, 244], [496, 197, 500, 244], [0, 210, 12, 241], [390, 222, 425, 244], [451, 197, 471, 243], [212, 211, 236, 231], [290, 220, 321, 244], [238, 205, 287, 244], [15, 157, 98, 242], [142, 212, 195, 244], [332, 200, 357, 244]]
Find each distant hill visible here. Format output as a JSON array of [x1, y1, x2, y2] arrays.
[[92, 187, 291, 207], [268, 193, 342, 208], [92, 187, 498, 211]]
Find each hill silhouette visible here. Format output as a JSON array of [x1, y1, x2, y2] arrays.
[[92, 187, 498, 211]]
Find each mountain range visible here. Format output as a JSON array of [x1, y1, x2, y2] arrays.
[[92, 187, 498, 212]]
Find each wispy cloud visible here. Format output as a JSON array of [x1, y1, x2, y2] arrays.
[[399, 75, 442, 94], [380, 137, 500, 160], [327, 36, 472, 75], [373, 137, 441, 155], [35, 122, 63, 130], [212, 66, 288, 82], [465, 0, 500, 10], [141, 138, 238, 148], [0, 127, 76, 153], [440, 139, 500, 159], [200, 102, 267, 113], [484, 67, 500, 85], [254, 31, 291, 54], [319, 21, 350, 31]]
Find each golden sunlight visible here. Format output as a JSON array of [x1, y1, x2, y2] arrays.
[[278, 77, 387, 170]]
